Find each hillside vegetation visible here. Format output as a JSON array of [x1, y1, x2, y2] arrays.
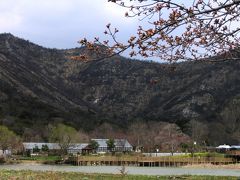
[[0, 33, 240, 145]]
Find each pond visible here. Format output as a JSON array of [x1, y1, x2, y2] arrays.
[[0, 164, 240, 176]]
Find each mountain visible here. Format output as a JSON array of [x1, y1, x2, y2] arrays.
[[0, 33, 240, 145]]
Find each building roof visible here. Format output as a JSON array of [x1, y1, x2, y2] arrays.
[[67, 143, 89, 150], [23, 143, 89, 150], [91, 139, 132, 148], [115, 139, 132, 148], [23, 143, 60, 150], [216, 144, 231, 149], [230, 145, 240, 149]]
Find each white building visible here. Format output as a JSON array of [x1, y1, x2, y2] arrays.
[[23, 142, 88, 154], [91, 139, 133, 153], [216, 144, 231, 149]]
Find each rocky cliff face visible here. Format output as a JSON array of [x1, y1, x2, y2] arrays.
[[0, 33, 240, 144]]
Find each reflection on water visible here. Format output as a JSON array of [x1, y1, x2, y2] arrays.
[[0, 164, 240, 176]]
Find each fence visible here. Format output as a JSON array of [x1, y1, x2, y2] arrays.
[[71, 155, 235, 167]]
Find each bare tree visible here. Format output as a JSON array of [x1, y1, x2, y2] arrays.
[[76, 0, 240, 62], [157, 123, 191, 154], [49, 123, 80, 155], [0, 125, 21, 156], [189, 119, 209, 146], [77, 129, 90, 143], [221, 99, 240, 143], [89, 123, 125, 139], [127, 121, 191, 153], [127, 121, 148, 150]]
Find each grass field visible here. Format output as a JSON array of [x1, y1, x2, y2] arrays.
[[18, 155, 62, 162], [0, 170, 238, 180]]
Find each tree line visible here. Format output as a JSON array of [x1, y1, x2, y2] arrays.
[[0, 120, 207, 155]]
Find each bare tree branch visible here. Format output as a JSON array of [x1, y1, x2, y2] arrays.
[[76, 0, 240, 62]]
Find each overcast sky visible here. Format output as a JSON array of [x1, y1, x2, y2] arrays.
[[2, 0, 238, 61], [0, 0, 141, 51]]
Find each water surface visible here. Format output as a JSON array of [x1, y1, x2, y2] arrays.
[[0, 164, 239, 176]]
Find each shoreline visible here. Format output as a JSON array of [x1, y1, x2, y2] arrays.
[[183, 163, 240, 169]]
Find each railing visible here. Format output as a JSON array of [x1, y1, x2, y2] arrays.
[[72, 155, 235, 166]]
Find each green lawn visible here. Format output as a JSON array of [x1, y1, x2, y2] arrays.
[[19, 155, 62, 161], [0, 170, 238, 180]]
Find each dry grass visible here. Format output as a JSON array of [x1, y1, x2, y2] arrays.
[[0, 170, 238, 180]]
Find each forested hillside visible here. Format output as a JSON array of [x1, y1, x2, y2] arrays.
[[0, 33, 240, 145]]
